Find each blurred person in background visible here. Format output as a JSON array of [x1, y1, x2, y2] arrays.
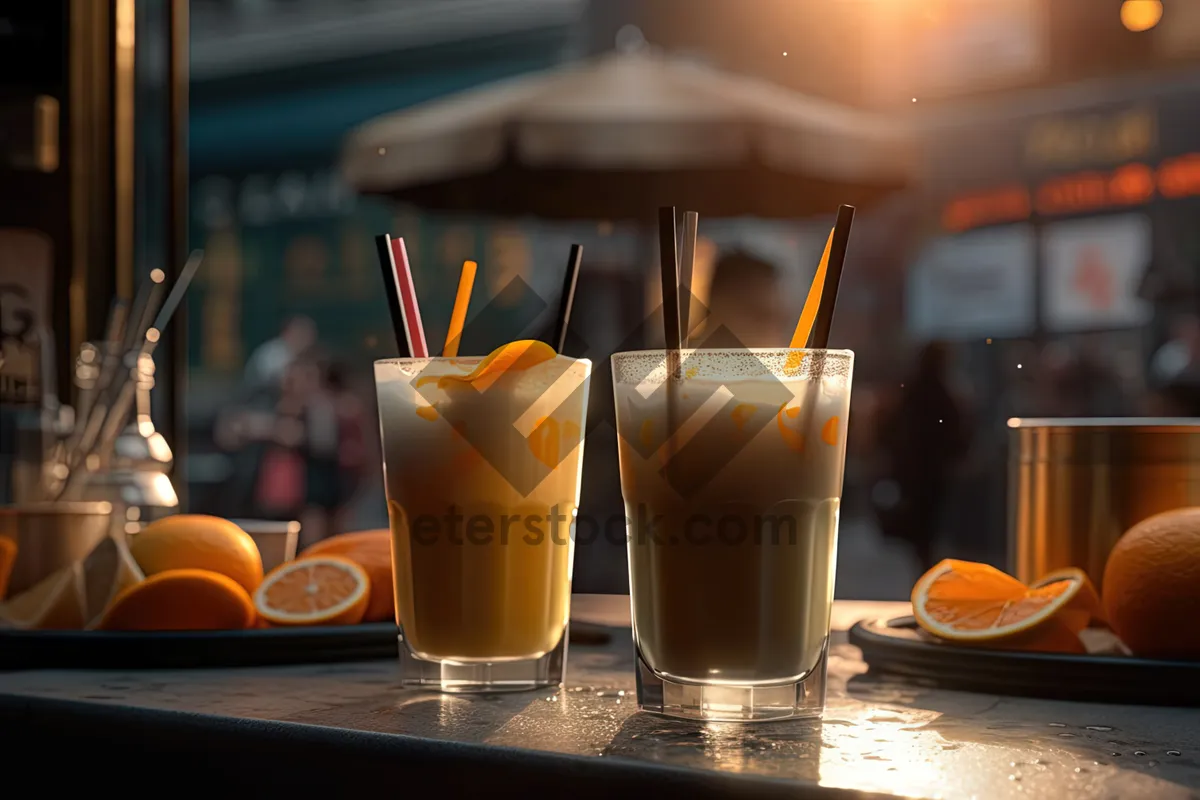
[[219, 355, 340, 548], [243, 315, 318, 397], [286, 356, 341, 549], [214, 315, 322, 519], [1034, 341, 1122, 418], [326, 361, 370, 535], [873, 341, 971, 570], [242, 357, 323, 526], [699, 250, 788, 348]]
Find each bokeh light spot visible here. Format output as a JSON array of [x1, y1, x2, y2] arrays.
[[1120, 0, 1163, 32]]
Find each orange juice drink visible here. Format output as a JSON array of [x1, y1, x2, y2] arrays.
[[375, 341, 590, 691]]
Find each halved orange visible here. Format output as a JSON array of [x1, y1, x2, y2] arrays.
[[1031, 567, 1105, 632], [97, 568, 255, 631], [254, 555, 369, 627], [912, 559, 1086, 643]]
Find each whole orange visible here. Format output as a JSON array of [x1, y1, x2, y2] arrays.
[[1102, 508, 1200, 659], [301, 530, 394, 622], [131, 515, 264, 595]]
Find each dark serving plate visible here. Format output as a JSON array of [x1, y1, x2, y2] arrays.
[[0, 623, 400, 670], [848, 616, 1200, 706], [0, 621, 613, 671]]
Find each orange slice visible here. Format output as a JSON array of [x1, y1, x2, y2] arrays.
[[979, 616, 1086, 654], [97, 568, 255, 631], [776, 403, 805, 452], [0, 536, 16, 599], [301, 530, 395, 623], [254, 555, 369, 627], [912, 559, 1085, 643], [437, 340, 556, 392], [1031, 567, 1105, 632]]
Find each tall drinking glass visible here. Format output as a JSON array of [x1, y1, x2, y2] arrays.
[[612, 348, 853, 721], [375, 354, 591, 691]]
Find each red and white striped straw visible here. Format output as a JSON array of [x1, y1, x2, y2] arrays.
[[389, 236, 428, 358]]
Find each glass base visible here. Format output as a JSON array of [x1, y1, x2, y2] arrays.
[[398, 627, 567, 693], [635, 639, 828, 722]]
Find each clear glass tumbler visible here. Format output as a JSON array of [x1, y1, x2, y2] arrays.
[[612, 348, 853, 721], [375, 354, 591, 691]]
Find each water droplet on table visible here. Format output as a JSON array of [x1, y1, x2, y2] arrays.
[[1167, 750, 1182, 756], [1134, 750, 1147, 757], [1086, 725, 1114, 732], [1048, 722, 1067, 728]]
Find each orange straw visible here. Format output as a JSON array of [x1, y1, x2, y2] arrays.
[[789, 228, 834, 349], [443, 260, 477, 357]]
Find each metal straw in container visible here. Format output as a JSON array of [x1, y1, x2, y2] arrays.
[[57, 250, 203, 501]]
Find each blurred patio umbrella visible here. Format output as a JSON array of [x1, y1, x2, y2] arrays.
[[340, 50, 914, 220]]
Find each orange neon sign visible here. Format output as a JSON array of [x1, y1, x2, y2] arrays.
[[942, 185, 1031, 232], [1034, 171, 1110, 215], [1107, 163, 1156, 205], [942, 153, 1200, 231], [1157, 154, 1200, 199]]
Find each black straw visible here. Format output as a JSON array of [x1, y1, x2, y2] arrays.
[[374, 233, 411, 358], [551, 244, 583, 354], [657, 206, 681, 352], [809, 204, 855, 349]]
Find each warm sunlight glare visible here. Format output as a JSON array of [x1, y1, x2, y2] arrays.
[[1121, 0, 1163, 32]]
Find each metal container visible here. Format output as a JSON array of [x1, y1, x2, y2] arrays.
[[0, 501, 113, 598], [1008, 418, 1200, 591], [120, 517, 300, 573], [231, 519, 300, 573]]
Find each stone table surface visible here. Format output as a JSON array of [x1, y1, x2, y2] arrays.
[[1, 596, 1198, 799]]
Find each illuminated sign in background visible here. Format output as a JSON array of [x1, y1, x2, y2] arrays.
[[939, 105, 1200, 231], [918, 105, 1179, 337], [907, 225, 1037, 339], [943, 152, 1200, 231], [1041, 214, 1152, 332], [1023, 107, 1157, 171]]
